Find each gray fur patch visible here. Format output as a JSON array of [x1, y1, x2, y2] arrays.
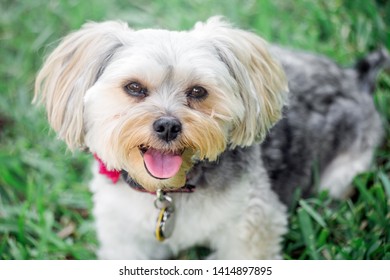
[[262, 46, 387, 205]]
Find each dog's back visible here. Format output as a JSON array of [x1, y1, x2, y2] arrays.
[[262, 47, 389, 204]]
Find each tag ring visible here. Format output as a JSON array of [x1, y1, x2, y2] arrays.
[[154, 189, 174, 210]]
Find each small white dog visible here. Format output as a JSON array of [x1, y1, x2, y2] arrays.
[[34, 17, 386, 259]]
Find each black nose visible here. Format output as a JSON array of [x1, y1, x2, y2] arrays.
[[153, 117, 182, 142]]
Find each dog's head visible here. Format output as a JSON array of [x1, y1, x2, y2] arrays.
[[34, 17, 288, 192]]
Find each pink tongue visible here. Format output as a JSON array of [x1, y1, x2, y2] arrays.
[[143, 149, 183, 179]]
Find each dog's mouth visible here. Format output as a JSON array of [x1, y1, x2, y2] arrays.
[[139, 145, 183, 180]]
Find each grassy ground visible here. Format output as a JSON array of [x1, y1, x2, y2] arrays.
[[0, 0, 389, 260]]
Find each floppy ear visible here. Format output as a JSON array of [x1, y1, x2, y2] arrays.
[[193, 17, 288, 147], [34, 21, 129, 150]]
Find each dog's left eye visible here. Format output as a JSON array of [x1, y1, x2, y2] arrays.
[[186, 86, 208, 100], [124, 82, 148, 98]]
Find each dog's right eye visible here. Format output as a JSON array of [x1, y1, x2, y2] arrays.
[[124, 82, 148, 98]]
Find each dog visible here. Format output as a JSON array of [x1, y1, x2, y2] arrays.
[[34, 17, 388, 259]]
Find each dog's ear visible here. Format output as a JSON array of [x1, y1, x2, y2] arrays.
[[34, 21, 129, 150], [193, 16, 288, 147]]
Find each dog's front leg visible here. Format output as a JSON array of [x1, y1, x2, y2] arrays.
[[211, 186, 288, 259], [90, 176, 173, 259]]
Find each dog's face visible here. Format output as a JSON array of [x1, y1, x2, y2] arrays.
[[34, 17, 288, 191]]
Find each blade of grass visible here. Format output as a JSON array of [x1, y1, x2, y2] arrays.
[[297, 207, 320, 259], [299, 199, 327, 228], [378, 171, 390, 198]]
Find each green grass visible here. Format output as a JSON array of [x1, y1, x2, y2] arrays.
[[0, 0, 389, 260]]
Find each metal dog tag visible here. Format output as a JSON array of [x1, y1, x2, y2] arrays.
[[154, 189, 175, 242], [155, 207, 175, 242]]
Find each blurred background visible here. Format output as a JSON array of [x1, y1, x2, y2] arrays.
[[0, 0, 389, 259]]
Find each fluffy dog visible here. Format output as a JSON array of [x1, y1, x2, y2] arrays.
[[34, 17, 388, 259]]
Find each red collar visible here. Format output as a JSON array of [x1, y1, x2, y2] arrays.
[[94, 154, 195, 194], [94, 154, 121, 183]]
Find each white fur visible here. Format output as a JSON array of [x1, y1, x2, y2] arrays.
[[90, 160, 287, 260], [320, 148, 374, 199]]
